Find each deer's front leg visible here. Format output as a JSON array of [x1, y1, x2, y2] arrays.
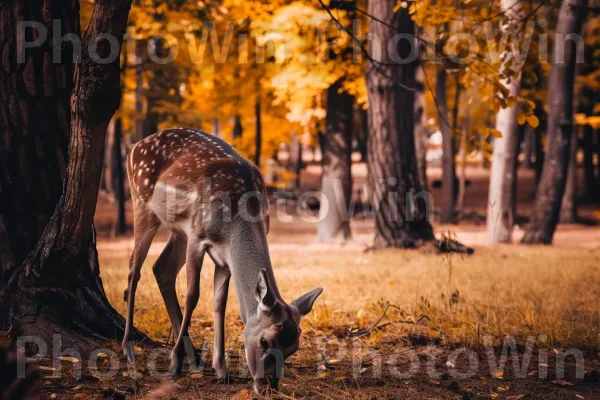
[[170, 244, 204, 377], [212, 264, 231, 380]]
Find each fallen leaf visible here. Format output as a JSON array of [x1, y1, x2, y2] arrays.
[[39, 366, 58, 372], [446, 361, 455, 368], [328, 359, 341, 365], [73, 385, 84, 390], [491, 393, 499, 399], [552, 379, 573, 387], [50, 395, 57, 400], [59, 356, 80, 363], [506, 395, 531, 400], [334, 376, 345, 382], [319, 372, 331, 378], [232, 389, 252, 400], [494, 371, 504, 379]]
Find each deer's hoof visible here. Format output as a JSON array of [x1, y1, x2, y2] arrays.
[[169, 357, 183, 377]]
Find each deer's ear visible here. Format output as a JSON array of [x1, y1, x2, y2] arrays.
[[291, 288, 323, 317], [255, 269, 276, 311]]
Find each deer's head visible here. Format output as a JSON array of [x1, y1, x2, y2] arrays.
[[244, 269, 322, 393]]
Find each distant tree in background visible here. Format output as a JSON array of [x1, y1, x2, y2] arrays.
[[523, 0, 589, 244], [316, 80, 354, 243], [366, 2, 434, 249]]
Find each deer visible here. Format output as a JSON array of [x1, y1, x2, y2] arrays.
[[121, 127, 323, 393]]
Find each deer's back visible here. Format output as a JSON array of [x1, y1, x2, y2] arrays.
[[127, 128, 267, 236]]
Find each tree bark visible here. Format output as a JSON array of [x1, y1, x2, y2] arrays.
[[0, 0, 135, 347], [134, 39, 145, 142], [486, 0, 525, 244], [436, 67, 456, 224], [522, 0, 588, 244], [560, 127, 578, 223], [316, 80, 353, 243], [366, 2, 434, 249], [254, 96, 262, 167], [113, 118, 127, 236]]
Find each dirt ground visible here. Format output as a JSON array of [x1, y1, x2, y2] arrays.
[[35, 165, 600, 399]]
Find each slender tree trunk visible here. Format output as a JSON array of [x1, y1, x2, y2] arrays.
[[437, 67, 456, 224], [0, 0, 135, 346], [486, 0, 525, 244], [316, 80, 353, 243], [232, 114, 243, 138], [289, 133, 303, 189], [457, 117, 469, 215], [113, 118, 127, 235], [414, 44, 429, 192], [212, 117, 221, 138], [366, 2, 434, 249], [583, 124, 596, 199], [254, 96, 262, 167], [560, 128, 578, 222], [522, 0, 588, 244], [523, 126, 534, 169], [134, 39, 145, 142], [104, 119, 116, 195], [533, 127, 544, 186], [358, 108, 368, 162]]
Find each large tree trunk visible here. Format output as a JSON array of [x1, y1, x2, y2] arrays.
[[366, 2, 434, 249], [436, 67, 456, 224], [560, 128, 578, 223], [316, 80, 353, 243], [486, 0, 525, 244], [522, 0, 588, 244], [0, 0, 135, 347]]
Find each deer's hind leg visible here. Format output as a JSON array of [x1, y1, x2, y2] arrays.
[[122, 205, 159, 363], [170, 242, 205, 376]]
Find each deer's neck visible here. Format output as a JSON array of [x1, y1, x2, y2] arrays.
[[228, 218, 282, 324]]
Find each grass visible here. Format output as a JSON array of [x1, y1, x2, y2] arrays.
[[100, 242, 600, 352]]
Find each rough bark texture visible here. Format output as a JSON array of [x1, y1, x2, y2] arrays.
[[560, 128, 578, 223], [0, 0, 135, 348], [366, 2, 434, 249], [316, 80, 353, 243], [522, 0, 588, 244], [486, 0, 525, 244], [254, 96, 262, 167], [436, 67, 456, 224]]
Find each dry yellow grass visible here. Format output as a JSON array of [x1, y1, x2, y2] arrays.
[[100, 240, 600, 350]]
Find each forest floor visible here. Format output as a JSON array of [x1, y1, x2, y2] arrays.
[[37, 165, 600, 399]]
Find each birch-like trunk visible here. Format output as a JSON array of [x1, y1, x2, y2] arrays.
[[486, 0, 526, 244]]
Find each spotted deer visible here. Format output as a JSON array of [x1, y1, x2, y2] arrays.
[[122, 127, 322, 393]]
